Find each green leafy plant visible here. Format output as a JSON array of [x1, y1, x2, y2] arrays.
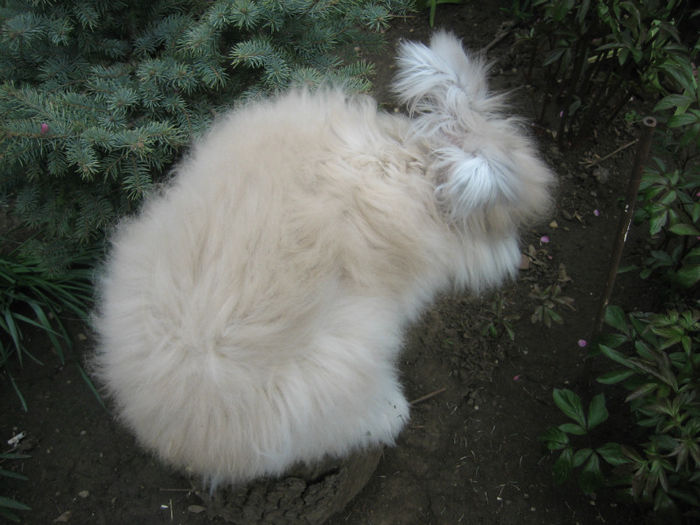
[[542, 305, 700, 519], [0, 451, 31, 523], [519, 2, 699, 521], [508, 0, 696, 146], [540, 388, 625, 493], [0, 238, 97, 410], [478, 292, 519, 341], [529, 283, 575, 327], [633, 34, 700, 290]]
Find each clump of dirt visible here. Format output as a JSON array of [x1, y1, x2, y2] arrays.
[[1, 3, 653, 525]]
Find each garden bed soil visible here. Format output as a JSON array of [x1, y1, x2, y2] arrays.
[[2, 2, 656, 524]]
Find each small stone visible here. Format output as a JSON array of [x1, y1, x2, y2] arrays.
[[78, 490, 89, 498], [519, 253, 530, 270], [593, 167, 610, 183], [188, 505, 206, 514]]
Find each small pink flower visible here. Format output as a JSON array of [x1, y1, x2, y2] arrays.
[[540, 235, 550, 244], [593, 209, 600, 216], [513, 375, 522, 381], [40, 123, 49, 134], [559, 110, 564, 118], [577, 339, 587, 348]]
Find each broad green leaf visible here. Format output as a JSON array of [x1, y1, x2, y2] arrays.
[[653, 486, 675, 512], [551, 0, 575, 21], [647, 250, 673, 266], [653, 94, 693, 112], [616, 264, 638, 274], [597, 332, 629, 348], [553, 447, 573, 484], [654, 434, 678, 453], [559, 423, 586, 435], [674, 265, 700, 288], [543, 47, 566, 66], [541, 426, 570, 450], [668, 112, 700, 128], [579, 453, 604, 494], [649, 208, 668, 235], [631, 317, 656, 345], [597, 442, 630, 466], [599, 344, 634, 368], [669, 223, 700, 236], [638, 416, 663, 427], [587, 393, 609, 430], [575, 0, 591, 25], [661, 59, 698, 94], [573, 448, 593, 467], [634, 339, 656, 360], [660, 190, 678, 206], [691, 204, 700, 224], [681, 335, 691, 355], [553, 388, 586, 427], [546, 308, 563, 325], [604, 305, 628, 333], [597, 369, 635, 384]]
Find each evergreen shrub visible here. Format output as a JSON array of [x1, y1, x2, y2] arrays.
[[0, 0, 412, 270]]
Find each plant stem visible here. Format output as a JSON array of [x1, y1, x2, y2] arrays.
[[593, 116, 657, 337]]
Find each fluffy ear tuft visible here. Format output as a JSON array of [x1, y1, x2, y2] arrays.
[[434, 146, 519, 223], [426, 31, 490, 99], [393, 31, 495, 120], [393, 31, 555, 232]]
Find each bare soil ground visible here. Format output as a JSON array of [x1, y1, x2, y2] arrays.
[[1, 2, 656, 524]]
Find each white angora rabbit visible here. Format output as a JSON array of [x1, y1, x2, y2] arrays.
[[92, 32, 554, 487]]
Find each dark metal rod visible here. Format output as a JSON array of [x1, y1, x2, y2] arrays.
[[593, 116, 657, 336]]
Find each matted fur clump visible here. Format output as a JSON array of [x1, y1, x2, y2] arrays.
[[92, 32, 554, 486]]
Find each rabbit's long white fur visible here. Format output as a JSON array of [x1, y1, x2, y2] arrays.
[[92, 32, 554, 486]]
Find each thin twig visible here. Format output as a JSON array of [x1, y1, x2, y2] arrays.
[[410, 387, 447, 406], [580, 139, 638, 168], [593, 116, 656, 337], [484, 21, 515, 53]]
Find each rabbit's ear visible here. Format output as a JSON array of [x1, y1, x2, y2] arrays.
[[434, 145, 518, 222]]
